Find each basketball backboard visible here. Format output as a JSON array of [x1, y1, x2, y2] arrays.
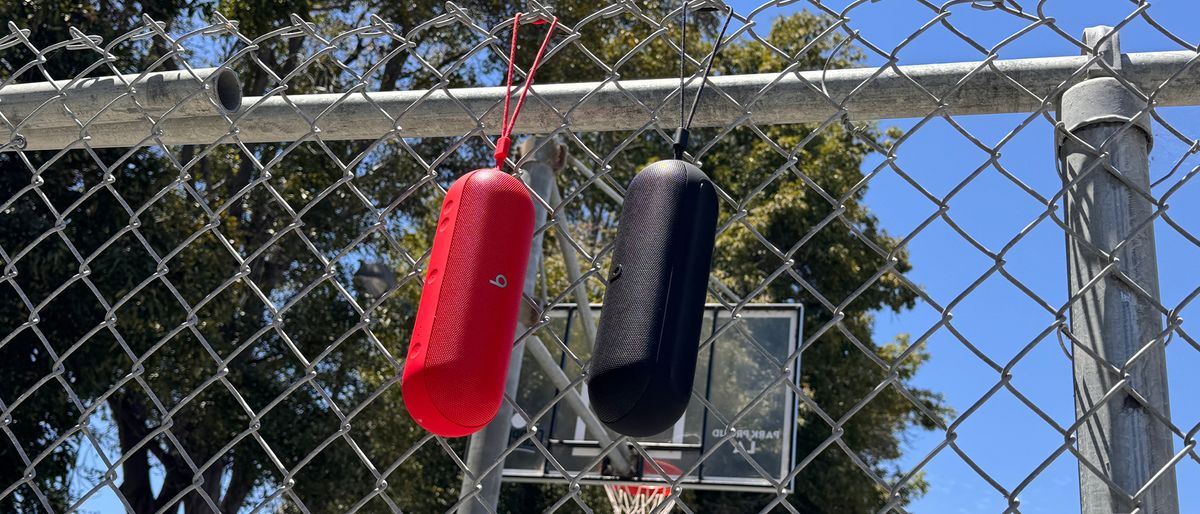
[[503, 303, 802, 492]]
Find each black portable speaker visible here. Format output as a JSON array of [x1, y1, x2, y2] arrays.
[[588, 2, 732, 437], [588, 159, 718, 437]]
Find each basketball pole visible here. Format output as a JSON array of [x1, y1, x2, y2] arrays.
[[458, 137, 635, 514], [457, 137, 557, 514], [549, 182, 598, 344], [546, 181, 634, 474]]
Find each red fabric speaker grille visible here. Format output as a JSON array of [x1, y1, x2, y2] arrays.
[[423, 170, 533, 428]]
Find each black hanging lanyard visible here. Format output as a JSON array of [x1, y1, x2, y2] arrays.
[[672, 1, 734, 161]]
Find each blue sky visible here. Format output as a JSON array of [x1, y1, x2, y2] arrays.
[[721, 0, 1200, 512]]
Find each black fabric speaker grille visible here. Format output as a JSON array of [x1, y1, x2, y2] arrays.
[[590, 165, 684, 389], [590, 159, 717, 436], [590, 163, 684, 400]]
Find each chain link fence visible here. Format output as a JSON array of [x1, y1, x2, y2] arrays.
[[1, 1, 1198, 512]]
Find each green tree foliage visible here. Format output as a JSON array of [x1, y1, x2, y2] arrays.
[[0, 2, 946, 513], [0, 1, 210, 512]]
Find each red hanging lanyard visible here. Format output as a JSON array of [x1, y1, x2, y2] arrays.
[[493, 13, 559, 169]]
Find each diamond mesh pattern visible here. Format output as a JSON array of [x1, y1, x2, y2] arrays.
[[0, 1, 1198, 513]]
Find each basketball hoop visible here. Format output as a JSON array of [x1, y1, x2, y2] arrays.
[[602, 461, 682, 514]]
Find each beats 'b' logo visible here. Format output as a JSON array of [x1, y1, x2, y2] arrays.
[[489, 274, 508, 288]]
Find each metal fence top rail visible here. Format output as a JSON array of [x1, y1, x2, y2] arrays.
[[9, 49, 1200, 151]]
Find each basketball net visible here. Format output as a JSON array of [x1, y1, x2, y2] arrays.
[[603, 461, 681, 514]]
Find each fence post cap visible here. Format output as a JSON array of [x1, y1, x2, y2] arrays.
[[1060, 77, 1152, 149]]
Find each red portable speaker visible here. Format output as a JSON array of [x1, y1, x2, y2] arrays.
[[401, 11, 556, 437], [402, 168, 534, 437]]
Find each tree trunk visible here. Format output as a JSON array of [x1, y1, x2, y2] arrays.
[[112, 397, 155, 514]]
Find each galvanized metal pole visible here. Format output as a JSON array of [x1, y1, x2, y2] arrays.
[[549, 183, 598, 345], [457, 137, 557, 514], [1061, 27, 1178, 514], [542, 181, 634, 474], [12, 50, 1200, 151], [524, 334, 631, 475], [0, 68, 240, 130]]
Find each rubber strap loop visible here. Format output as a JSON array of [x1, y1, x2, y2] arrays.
[[494, 13, 559, 169]]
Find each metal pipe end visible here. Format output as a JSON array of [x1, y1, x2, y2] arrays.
[[213, 69, 242, 113]]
